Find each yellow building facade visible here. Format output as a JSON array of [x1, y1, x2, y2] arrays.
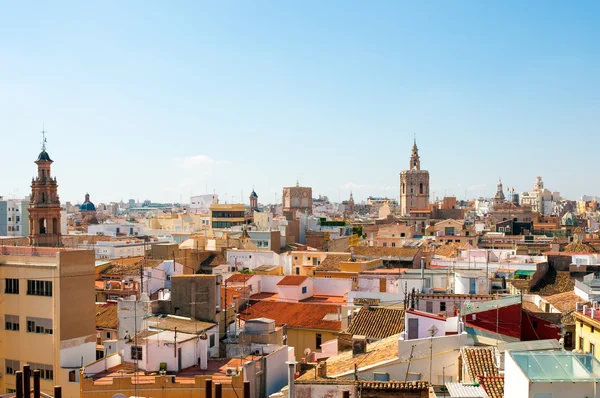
[[0, 248, 96, 397], [574, 310, 600, 359], [210, 203, 246, 229]]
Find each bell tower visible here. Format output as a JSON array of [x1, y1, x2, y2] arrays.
[[400, 139, 430, 216], [28, 131, 62, 247]]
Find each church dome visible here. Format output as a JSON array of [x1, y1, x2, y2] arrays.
[[80, 193, 96, 212], [36, 150, 52, 162]]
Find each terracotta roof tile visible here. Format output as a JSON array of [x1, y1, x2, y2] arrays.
[[239, 301, 342, 331], [324, 333, 401, 377], [351, 245, 421, 259], [95, 302, 118, 330], [277, 275, 308, 286], [103, 259, 165, 276], [226, 273, 254, 283], [347, 308, 404, 339], [317, 254, 352, 271], [462, 347, 498, 380], [478, 375, 504, 398]]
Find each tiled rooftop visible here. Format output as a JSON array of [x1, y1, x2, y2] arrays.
[[103, 259, 165, 276], [324, 334, 401, 377], [226, 273, 254, 283], [461, 347, 498, 380], [351, 245, 421, 259], [239, 301, 342, 331], [316, 253, 352, 271], [95, 302, 118, 330], [277, 275, 308, 286], [478, 375, 504, 398], [346, 307, 405, 339]]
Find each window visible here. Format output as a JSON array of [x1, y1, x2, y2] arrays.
[[444, 227, 455, 236], [27, 280, 52, 296], [26, 317, 53, 334], [591, 343, 595, 355], [210, 334, 215, 348], [580, 337, 585, 351], [29, 363, 53, 380], [5, 278, 19, 294], [106, 331, 111, 339], [302, 286, 307, 294], [69, 370, 76, 382], [426, 302, 433, 313], [131, 346, 143, 360], [5, 315, 19, 331], [316, 333, 322, 349], [392, 242, 396, 247], [5, 360, 19, 375], [383, 242, 387, 247], [440, 302, 446, 311]]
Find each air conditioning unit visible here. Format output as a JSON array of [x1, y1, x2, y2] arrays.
[[225, 367, 238, 376], [253, 349, 262, 356]]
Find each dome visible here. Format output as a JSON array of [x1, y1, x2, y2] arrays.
[[80, 202, 96, 211], [36, 150, 52, 162], [250, 190, 258, 198], [80, 193, 96, 212]]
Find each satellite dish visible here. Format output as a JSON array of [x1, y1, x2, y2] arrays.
[[304, 348, 311, 357]]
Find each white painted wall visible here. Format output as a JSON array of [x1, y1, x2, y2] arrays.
[[83, 353, 122, 376], [260, 275, 285, 293], [504, 352, 535, 398], [277, 280, 313, 302], [265, 346, 290, 396], [405, 311, 447, 339], [313, 278, 351, 296], [227, 250, 281, 270]]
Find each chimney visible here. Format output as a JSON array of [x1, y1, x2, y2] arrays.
[[33, 369, 41, 398], [576, 302, 582, 311], [592, 308, 596, 319], [243, 381, 251, 398], [54, 386, 62, 398], [286, 361, 298, 398], [317, 360, 327, 378], [215, 382, 222, 398], [352, 336, 367, 357], [15, 371, 23, 398], [420, 258, 425, 279], [584, 305, 589, 314], [199, 333, 209, 370], [23, 365, 31, 398], [205, 379, 212, 398]]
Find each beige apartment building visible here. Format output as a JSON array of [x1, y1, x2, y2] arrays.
[[0, 247, 96, 398], [209, 203, 247, 229]]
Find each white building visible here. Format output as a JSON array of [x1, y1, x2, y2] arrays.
[[0, 198, 29, 237], [87, 222, 146, 237], [81, 237, 171, 259], [189, 194, 218, 214], [454, 270, 489, 295], [520, 176, 559, 216], [504, 350, 600, 398]]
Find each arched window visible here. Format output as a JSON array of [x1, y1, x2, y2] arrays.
[[420, 183, 423, 194], [39, 218, 47, 234], [52, 218, 58, 235], [41, 193, 46, 203]]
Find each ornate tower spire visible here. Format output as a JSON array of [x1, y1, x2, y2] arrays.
[[410, 139, 420, 171], [29, 131, 62, 247]]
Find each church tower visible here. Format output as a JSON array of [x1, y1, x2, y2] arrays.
[[493, 178, 506, 207], [249, 189, 258, 214], [28, 133, 62, 247], [400, 140, 430, 215]]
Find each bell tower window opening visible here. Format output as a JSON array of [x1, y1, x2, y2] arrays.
[[39, 219, 47, 235], [420, 183, 423, 194]]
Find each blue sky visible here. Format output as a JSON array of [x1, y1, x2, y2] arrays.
[[1, 1, 598, 205]]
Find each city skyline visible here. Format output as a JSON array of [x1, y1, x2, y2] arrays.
[[1, 1, 599, 203]]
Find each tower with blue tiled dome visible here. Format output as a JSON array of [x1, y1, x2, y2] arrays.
[[80, 193, 99, 225]]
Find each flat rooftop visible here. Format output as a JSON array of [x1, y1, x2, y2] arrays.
[[90, 358, 252, 385]]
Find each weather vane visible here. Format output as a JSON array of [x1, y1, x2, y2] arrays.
[[41, 126, 47, 151]]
